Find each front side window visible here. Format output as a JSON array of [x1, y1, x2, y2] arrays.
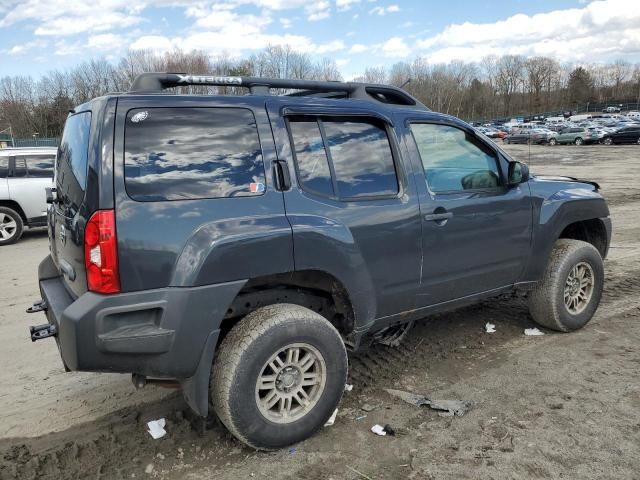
[[125, 107, 265, 201], [410, 123, 501, 193]]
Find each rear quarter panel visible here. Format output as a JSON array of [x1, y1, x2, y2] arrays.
[[113, 96, 293, 291]]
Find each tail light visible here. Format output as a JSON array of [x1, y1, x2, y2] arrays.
[[84, 209, 120, 294]]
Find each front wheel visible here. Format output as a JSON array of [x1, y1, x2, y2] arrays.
[[211, 304, 348, 449], [528, 239, 604, 332], [548, 138, 557, 146], [574, 137, 584, 146]]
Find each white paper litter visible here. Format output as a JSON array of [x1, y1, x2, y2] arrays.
[[371, 424, 387, 436], [344, 383, 353, 392], [485, 322, 496, 333], [324, 408, 338, 427], [524, 328, 544, 336], [147, 418, 167, 439]]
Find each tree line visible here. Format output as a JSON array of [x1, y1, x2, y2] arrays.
[[2, 46, 639, 138]]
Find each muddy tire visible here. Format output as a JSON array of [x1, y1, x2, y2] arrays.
[[210, 304, 348, 450], [528, 239, 604, 332], [0, 207, 24, 246]]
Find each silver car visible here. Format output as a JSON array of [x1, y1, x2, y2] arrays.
[[0, 147, 56, 245]]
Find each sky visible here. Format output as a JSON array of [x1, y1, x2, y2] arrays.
[[1, 0, 640, 79]]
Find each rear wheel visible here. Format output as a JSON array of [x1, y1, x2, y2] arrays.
[[548, 138, 557, 146], [636, 137, 640, 145], [0, 207, 24, 246], [504, 138, 510, 145], [574, 137, 583, 146], [211, 304, 348, 449], [603, 137, 613, 145], [528, 239, 604, 332]]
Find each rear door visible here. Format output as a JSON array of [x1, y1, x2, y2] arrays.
[[7, 153, 54, 223], [268, 103, 423, 319], [51, 111, 93, 297]]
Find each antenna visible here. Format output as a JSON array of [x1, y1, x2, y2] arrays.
[[400, 78, 411, 89]]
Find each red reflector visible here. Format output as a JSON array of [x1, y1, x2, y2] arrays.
[[84, 210, 120, 294]]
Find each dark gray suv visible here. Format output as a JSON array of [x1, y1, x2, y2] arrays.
[[29, 74, 611, 449]]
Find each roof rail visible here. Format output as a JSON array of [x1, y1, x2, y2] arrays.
[[128, 73, 429, 110]]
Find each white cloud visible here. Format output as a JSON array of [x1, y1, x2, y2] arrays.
[[381, 37, 410, 57], [417, 0, 640, 63], [279, 17, 292, 28], [87, 33, 125, 50], [336, 0, 360, 11], [349, 43, 368, 54], [306, 1, 331, 21], [5, 40, 43, 55], [335, 58, 349, 66], [369, 4, 400, 16]]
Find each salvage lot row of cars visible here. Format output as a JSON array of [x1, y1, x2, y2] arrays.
[[476, 112, 640, 146]]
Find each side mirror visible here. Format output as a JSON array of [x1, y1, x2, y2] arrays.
[[45, 187, 57, 204], [508, 161, 529, 186]]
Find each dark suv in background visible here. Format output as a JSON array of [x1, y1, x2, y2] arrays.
[[29, 74, 611, 449]]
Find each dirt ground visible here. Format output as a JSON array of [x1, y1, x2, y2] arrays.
[[1, 144, 639, 480]]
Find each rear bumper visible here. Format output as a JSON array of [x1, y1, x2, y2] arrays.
[[37, 255, 245, 378]]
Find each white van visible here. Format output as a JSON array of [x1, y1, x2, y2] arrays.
[[0, 147, 56, 245], [545, 116, 565, 124], [627, 111, 640, 119]]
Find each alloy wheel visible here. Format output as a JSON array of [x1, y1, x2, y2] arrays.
[[563, 262, 595, 315], [0, 213, 17, 241], [255, 343, 327, 424]]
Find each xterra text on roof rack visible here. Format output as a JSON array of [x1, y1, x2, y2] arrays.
[[28, 73, 611, 449]]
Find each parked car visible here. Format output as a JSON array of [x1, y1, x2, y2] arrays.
[[553, 127, 600, 145], [627, 111, 640, 119], [601, 125, 640, 145], [28, 73, 611, 450], [603, 106, 621, 113], [503, 129, 551, 144], [0, 147, 56, 245]]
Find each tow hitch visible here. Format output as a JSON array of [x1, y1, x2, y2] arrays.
[[26, 300, 47, 314], [30, 323, 57, 341]]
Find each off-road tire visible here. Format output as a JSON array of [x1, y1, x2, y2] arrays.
[[0, 207, 24, 246], [210, 303, 348, 449], [528, 239, 604, 332]]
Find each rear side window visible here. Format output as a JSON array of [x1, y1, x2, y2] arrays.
[[124, 107, 265, 202], [0, 158, 7, 178], [13, 155, 55, 178], [57, 112, 92, 206], [288, 117, 398, 200], [25, 155, 55, 178]]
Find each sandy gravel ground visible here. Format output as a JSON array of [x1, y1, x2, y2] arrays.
[[1, 144, 639, 479]]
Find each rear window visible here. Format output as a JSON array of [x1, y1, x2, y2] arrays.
[[124, 107, 265, 202], [57, 112, 92, 206]]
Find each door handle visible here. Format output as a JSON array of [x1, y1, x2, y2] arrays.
[[424, 211, 453, 222]]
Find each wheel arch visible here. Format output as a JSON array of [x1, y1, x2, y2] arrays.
[[0, 200, 27, 222]]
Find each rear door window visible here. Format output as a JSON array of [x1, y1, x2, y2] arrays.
[[323, 120, 398, 199], [0, 157, 7, 178], [124, 107, 266, 201], [57, 112, 92, 208], [288, 117, 398, 200]]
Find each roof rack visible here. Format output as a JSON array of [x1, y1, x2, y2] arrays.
[[128, 73, 429, 110]]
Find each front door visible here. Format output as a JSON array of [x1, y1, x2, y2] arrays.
[[8, 153, 55, 222], [404, 120, 532, 307]]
